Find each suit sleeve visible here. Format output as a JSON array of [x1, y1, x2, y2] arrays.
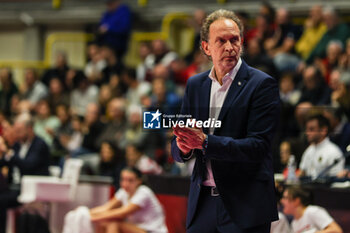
[[9, 140, 50, 172], [171, 79, 193, 163], [205, 77, 280, 163]]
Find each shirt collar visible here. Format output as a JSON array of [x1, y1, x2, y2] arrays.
[[208, 58, 242, 84]]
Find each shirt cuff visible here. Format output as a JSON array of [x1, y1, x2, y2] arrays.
[[182, 150, 195, 161]]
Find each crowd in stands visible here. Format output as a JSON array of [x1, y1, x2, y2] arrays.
[[0, 0, 350, 231]]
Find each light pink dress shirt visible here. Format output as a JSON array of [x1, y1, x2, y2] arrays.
[[202, 58, 242, 186]]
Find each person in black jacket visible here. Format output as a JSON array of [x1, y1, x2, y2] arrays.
[[0, 113, 50, 233]]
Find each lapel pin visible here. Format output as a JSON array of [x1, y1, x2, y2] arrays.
[[238, 81, 242, 86]]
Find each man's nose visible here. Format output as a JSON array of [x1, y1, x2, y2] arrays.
[[224, 41, 234, 52]]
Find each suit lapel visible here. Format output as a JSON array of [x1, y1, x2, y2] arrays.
[[217, 61, 249, 123], [199, 73, 211, 135]]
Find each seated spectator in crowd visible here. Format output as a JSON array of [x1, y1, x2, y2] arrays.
[[148, 77, 181, 116], [20, 68, 48, 109], [295, 5, 327, 60], [84, 42, 107, 86], [298, 65, 331, 105], [98, 84, 114, 115], [339, 38, 350, 70], [47, 77, 70, 114], [63, 167, 168, 233], [279, 72, 301, 106], [41, 51, 70, 87], [243, 38, 278, 78], [0, 113, 50, 233], [0, 68, 18, 117], [136, 42, 152, 82], [101, 45, 124, 84], [95, 98, 127, 150], [52, 104, 73, 162], [123, 68, 151, 106], [323, 107, 350, 155], [70, 71, 99, 117], [331, 71, 350, 120], [61, 115, 84, 155], [97, 0, 131, 61], [299, 114, 344, 179], [80, 103, 105, 154], [143, 39, 178, 81], [316, 40, 343, 84], [306, 6, 350, 64], [279, 140, 300, 178], [125, 144, 163, 175], [245, 14, 274, 46], [34, 99, 61, 148], [98, 140, 125, 189], [265, 7, 302, 72], [282, 186, 343, 233]]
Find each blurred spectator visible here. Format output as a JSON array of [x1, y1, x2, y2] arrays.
[[41, 51, 70, 87], [316, 40, 343, 84], [123, 68, 151, 106], [282, 186, 343, 233], [47, 77, 70, 114], [149, 77, 181, 115], [125, 144, 162, 175], [245, 14, 274, 46], [20, 68, 48, 109], [84, 42, 107, 86], [34, 99, 61, 148], [279, 72, 301, 105], [0, 113, 50, 233], [80, 103, 105, 154], [52, 104, 73, 163], [243, 38, 278, 78], [61, 115, 84, 155], [0, 68, 18, 117], [98, 140, 125, 188], [98, 84, 113, 115], [299, 114, 344, 179], [63, 167, 167, 233], [259, 1, 276, 27], [298, 65, 331, 105], [265, 7, 302, 72], [95, 98, 127, 150], [70, 71, 99, 117], [143, 39, 178, 81], [101, 44, 124, 84], [331, 71, 350, 120], [185, 9, 206, 64], [236, 11, 250, 49], [295, 5, 327, 60], [97, 0, 131, 61], [306, 6, 350, 63], [279, 141, 300, 178], [323, 107, 350, 154], [339, 38, 350, 70], [136, 42, 152, 82]]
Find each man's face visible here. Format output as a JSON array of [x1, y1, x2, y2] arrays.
[[13, 122, 29, 143], [202, 18, 242, 78], [305, 119, 326, 144]]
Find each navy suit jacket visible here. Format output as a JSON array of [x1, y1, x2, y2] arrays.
[[0, 136, 50, 184], [171, 60, 280, 229]]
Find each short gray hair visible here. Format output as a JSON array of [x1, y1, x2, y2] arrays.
[[200, 9, 244, 48]]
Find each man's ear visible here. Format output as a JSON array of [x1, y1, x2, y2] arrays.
[[201, 41, 210, 56]]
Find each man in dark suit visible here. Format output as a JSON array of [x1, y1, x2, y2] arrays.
[[0, 113, 50, 233], [171, 9, 280, 233]]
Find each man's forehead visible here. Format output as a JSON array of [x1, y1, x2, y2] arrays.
[[209, 18, 240, 34]]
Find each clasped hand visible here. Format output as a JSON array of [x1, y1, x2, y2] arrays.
[[173, 124, 206, 155]]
